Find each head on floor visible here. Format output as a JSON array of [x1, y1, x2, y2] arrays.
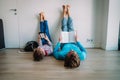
[[64, 50, 80, 68]]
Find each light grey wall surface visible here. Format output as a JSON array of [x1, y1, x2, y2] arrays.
[[0, 0, 119, 50], [105, 0, 120, 50], [17, 0, 104, 48]]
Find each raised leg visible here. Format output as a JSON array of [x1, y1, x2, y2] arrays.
[[61, 5, 68, 31], [67, 5, 74, 31]]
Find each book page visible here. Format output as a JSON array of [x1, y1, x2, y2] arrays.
[[61, 32, 69, 43], [69, 31, 76, 42], [61, 31, 76, 43]]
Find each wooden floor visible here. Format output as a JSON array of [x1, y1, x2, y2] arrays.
[[0, 49, 120, 80]]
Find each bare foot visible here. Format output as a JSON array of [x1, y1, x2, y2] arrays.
[[62, 5, 66, 11], [67, 5, 70, 9], [41, 12, 46, 21]]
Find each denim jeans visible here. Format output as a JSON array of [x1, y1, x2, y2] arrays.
[[61, 17, 74, 32], [40, 20, 52, 45], [61, 17, 74, 48]]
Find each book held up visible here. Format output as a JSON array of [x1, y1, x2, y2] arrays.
[[61, 31, 76, 43]]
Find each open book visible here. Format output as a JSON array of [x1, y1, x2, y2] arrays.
[[61, 31, 76, 43]]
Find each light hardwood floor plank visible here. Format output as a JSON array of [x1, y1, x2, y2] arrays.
[[0, 49, 120, 80]]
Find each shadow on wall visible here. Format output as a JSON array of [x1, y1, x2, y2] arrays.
[[118, 22, 120, 50]]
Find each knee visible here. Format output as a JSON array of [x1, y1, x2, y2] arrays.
[[62, 26, 68, 31]]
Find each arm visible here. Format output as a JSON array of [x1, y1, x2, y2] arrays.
[[76, 42, 87, 60], [53, 34, 62, 53], [75, 32, 87, 53], [53, 42, 61, 53], [53, 42, 61, 59], [53, 35, 67, 60], [53, 42, 66, 60], [76, 41, 87, 53], [44, 35, 52, 46], [38, 34, 42, 46]]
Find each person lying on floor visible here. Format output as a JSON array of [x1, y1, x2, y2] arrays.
[[53, 33, 87, 68], [33, 12, 53, 61], [53, 5, 87, 68]]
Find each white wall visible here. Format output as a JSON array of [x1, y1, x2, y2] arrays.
[[1, 0, 119, 50], [17, 0, 103, 48], [104, 0, 120, 50], [101, 0, 109, 49]]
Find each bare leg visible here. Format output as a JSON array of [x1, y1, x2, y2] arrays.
[[66, 5, 74, 31], [41, 12, 46, 21], [63, 5, 67, 18], [39, 13, 42, 21], [67, 5, 70, 17], [62, 5, 68, 31], [39, 12, 44, 21]]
